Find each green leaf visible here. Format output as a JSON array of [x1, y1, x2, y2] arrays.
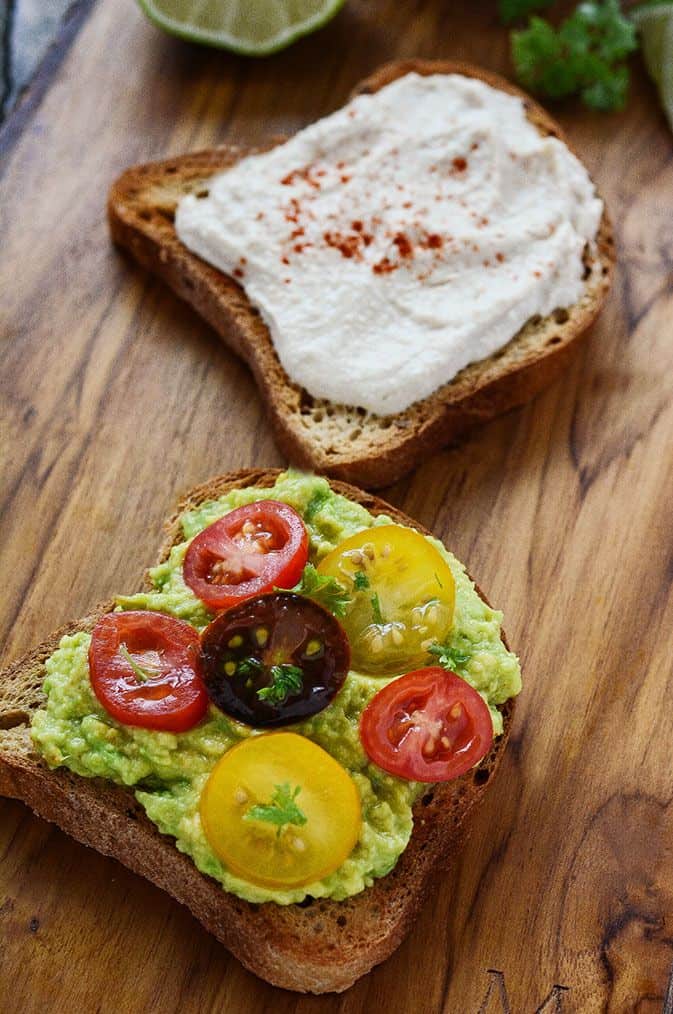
[[511, 0, 638, 112], [304, 489, 330, 522], [582, 63, 630, 108], [287, 563, 350, 617], [244, 783, 307, 837], [353, 570, 370, 591], [257, 663, 304, 705], [370, 592, 384, 624], [499, 0, 553, 26], [427, 642, 471, 671], [118, 644, 155, 683], [236, 656, 264, 679]]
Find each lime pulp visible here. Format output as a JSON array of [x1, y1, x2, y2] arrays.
[[631, 2, 673, 131], [136, 0, 347, 55]]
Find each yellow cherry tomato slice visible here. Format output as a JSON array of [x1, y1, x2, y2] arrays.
[[317, 525, 455, 676], [200, 733, 361, 889]]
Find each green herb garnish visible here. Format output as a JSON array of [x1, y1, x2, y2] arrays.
[[427, 643, 471, 671], [244, 783, 307, 837], [287, 563, 350, 617], [304, 489, 330, 522], [257, 664, 304, 705], [512, 0, 637, 111], [353, 570, 370, 591], [499, 0, 552, 26], [370, 592, 384, 624], [236, 656, 264, 679], [118, 644, 156, 684]]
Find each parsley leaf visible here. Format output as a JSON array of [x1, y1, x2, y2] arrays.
[[427, 642, 471, 671], [304, 489, 330, 522], [257, 664, 304, 705], [244, 783, 307, 837], [118, 644, 156, 683], [370, 592, 384, 624], [287, 564, 350, 617], [512, 0, 637, 111], [499, 0, 552, 26], [236, 656, 264, 679], [353, 570, 370, 591]]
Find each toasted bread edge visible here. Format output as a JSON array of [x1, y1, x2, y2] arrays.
[[0, 468, 515, 992], [107, 59, 614, 488]]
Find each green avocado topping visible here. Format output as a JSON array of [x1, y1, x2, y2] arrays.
[[30, 470, 521, 905]]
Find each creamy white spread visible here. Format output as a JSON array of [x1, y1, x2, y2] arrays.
[[176, 73, 603, 415]]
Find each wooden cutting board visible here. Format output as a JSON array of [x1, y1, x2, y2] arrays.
[[1, 1, 672, 1010]]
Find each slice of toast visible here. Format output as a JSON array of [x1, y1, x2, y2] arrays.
[[0, 468, 515, 993], [109, 59, 614, 490]]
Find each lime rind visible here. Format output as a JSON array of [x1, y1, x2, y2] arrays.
[[136, 0, 347, 55], [631, 1, 673, 130]]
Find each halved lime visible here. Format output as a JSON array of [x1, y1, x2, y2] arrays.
[[136, 0, 346, 55], [631, 2, 673, 131]]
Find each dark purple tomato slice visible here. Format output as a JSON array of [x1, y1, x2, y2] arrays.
[[200, 592, 350, 727]]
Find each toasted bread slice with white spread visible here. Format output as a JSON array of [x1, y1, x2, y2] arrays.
[[108, 60, 614, 489]]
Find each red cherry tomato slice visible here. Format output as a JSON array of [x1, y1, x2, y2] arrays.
[[360, 667, 493, 783], [88, 611, 208, 732], [183, 501, 309, 611]]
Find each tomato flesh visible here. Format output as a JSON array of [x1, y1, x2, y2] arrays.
[[360, 667, 493, 782], [183, 501, 309, 611], [317, 525, 455, 676], [88, 611, 208, 732], [200, 733, 361, 889], [200, 592, 350, 727]]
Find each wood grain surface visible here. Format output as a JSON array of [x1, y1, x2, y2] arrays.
[[0, 1, 671, 1010]]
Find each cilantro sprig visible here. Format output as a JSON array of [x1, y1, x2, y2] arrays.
[[257, 664, 304, 705], [118, 644, 156, 683], [286, 564, 350, 617], [427, 643, 472, 672], [244, 783, 307, 837], [236, 657, 264, 680], [499, 0, 551, 26], [370, 591, 385, 624], [511, 0, 637, 111]]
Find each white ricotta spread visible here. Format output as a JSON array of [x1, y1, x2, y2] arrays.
[[176, 73, 603, 415]]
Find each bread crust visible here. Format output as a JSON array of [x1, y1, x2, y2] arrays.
[[108, 59, 614, 489], [0, 468, 515, 993]]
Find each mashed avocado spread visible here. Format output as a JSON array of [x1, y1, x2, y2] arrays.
[[31, 471, 521, 905]]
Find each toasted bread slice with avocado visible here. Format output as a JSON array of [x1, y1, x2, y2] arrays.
[[0, 468, 515, 993], [108, 59, 614, 490]]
